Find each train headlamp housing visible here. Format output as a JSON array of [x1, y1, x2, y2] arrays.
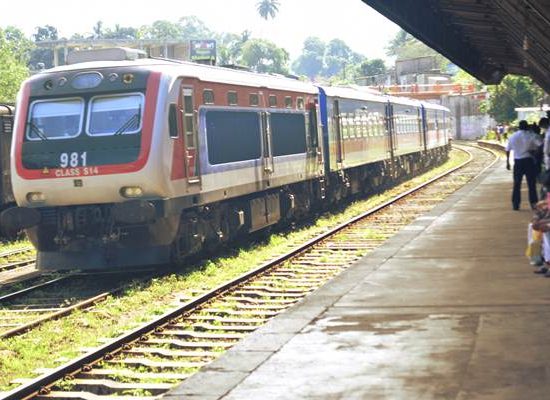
[[120, 186, 144, 198], [26, 192, 46, 203]]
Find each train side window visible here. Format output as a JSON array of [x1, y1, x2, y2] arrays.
[[227, 91, 238, 106], [284, 96, 292, 109], [168, 104, 178, 138], [203, 89, 214, 105], [183, 89, 195, 147], [249, 93, 259, 107], [205, 110, 261, 164], [268, 95, 277, 107], [296, 97, 304, 110], [271, 112, 307, 156]]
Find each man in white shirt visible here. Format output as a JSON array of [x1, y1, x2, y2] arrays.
[[506, 120, 543, 210]]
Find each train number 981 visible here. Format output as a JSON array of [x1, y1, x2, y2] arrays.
[[60, 152, 87, 168]]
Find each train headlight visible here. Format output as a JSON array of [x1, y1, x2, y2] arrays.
[[120, 186, 143, 198], [26, 192, 45, 203]]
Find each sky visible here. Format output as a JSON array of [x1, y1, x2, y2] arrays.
[[0, 0, 400, 62]]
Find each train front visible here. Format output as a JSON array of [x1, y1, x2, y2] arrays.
[[2, 58, 177, 270]]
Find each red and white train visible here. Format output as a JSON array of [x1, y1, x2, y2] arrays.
[[2, 48, 450, 270]]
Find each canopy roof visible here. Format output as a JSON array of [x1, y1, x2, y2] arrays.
[[362, 0, 550, 92]]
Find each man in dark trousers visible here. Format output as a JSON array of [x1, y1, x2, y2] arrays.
[[506, 120, 543, 210]]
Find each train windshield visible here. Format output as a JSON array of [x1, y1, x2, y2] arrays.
[[87, 94, 144, 136], [26, 99, 84, 140]]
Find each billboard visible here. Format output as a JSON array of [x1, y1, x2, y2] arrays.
[[190, 40, 216, 63]]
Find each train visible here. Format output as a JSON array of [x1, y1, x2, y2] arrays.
[[0, 47, 450, 271]]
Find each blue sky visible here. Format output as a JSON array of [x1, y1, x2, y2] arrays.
[[0, 0, 400, 61]]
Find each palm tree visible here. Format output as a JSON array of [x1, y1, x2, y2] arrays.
[[256, 0, 280, 20]]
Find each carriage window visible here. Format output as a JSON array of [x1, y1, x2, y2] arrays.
[[27, 98, 84, 140], [227, 91, 238, 106], [203, 89, 215, 104], [271, 112, 307, 156], [296, 97, 304, 110], [205, 110, 261, 164], [284, 96, 292, 108], [249, 93, 259, 106], [268, 95, 277, 107], [87, 94, 143, 136]]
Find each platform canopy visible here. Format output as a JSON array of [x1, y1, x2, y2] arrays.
[[362, 0, 550, 92]]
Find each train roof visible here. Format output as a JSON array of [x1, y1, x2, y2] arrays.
[[319, 85, 388, 103], [34, 58, 319, 94]]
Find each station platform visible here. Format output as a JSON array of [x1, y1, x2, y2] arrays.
[[166, 158, 550, 400]]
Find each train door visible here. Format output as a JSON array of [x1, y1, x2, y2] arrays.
[[333, 99, 344, 167], [420, 105, 428, 152], [181, 86, 200, 184], [260, 109, 274, 185], [385, 102, 396, 160]]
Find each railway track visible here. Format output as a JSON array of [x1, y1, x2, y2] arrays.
[[0, 143, 497, 400], [0, 271, 154, 340], [0, 246, 35, 273], [0, 246, 38, 286]]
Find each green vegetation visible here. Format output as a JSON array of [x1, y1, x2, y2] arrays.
[[0, 149, 468, 390], [479, 75, 545, 123], [0, 27, 30, 103]]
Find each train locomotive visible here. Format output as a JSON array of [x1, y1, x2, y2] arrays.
[[1, 48, 450, 270]]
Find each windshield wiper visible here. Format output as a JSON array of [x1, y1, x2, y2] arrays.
[[26, 121, 49, 141], [114, 109, 142, 136]]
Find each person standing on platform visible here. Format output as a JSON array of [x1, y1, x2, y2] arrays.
[[506, 120, 543, 210]]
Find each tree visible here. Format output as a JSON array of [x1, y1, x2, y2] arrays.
[[360, 59, 386, 77], [3, 26, 33, 63], [0, 28, 29, 102], [480, 75, 545, 123], [323, 39, 362, 78], [103, 25, 138, 40], [33, 25, 58, 42], [292, 37, 325, 79], [29, 25, 59, 71], [178, 16, 213, 39], [240, 38, 288, 74], [93, 21, 104, 39], [256, 0, 280, 20], [139, 20, 183, 40], [386, 28, 448, 69], [217, 30, 251, 65]]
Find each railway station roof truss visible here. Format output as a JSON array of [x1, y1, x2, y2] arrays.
[[362, 0, 550, 92]]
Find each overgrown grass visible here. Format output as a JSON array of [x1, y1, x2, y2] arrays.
[[0, 149, 469, 390]]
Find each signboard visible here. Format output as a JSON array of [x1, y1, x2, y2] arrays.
[[190, 40, 216, 64]]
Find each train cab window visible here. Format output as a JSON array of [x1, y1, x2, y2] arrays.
[[87, 94, 143, 136], [296, 97, 304, 110], [27, 98, 84, 140], [284, 96, 292, 109], [227, 91, 238, 106], [203, 89, 215, 104], [249, 93, 259, 106], [268, 95, 277, 107]]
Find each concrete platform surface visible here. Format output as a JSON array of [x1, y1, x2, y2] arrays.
[[166, 160, 549, 400]]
